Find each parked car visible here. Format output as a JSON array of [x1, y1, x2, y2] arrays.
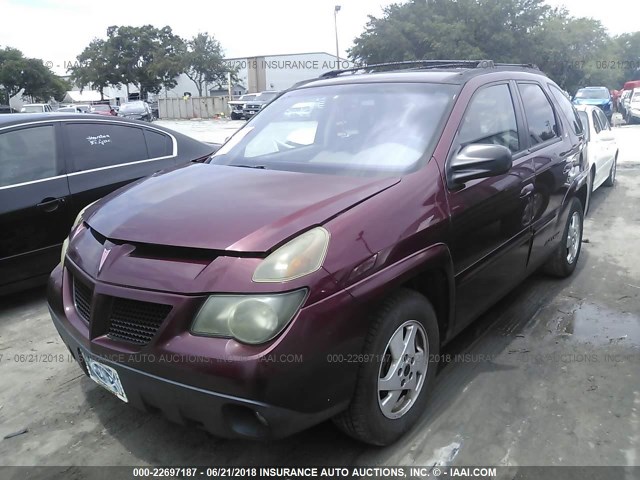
[[20, 103, 54, 113], [57, 106, 84, 113], [0, 105, 18, 114], [625, 89, 640, 124], [118, 101, 153, 121], [228, 94, 257, 120], [48, 61, 588, 445], [619, 89, 632, 119], [90, 104, 117, 116], [572, 86, 613, 119], [575, 105, 618, 213], [0, 113, 216, 295], [149, 101, 159, 120], [242, 91, 279, 119], [75, 105, 91, 113]]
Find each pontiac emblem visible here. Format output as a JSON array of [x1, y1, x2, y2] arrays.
[[98, 248, 111, 273]]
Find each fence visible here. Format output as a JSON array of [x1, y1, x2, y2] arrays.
[[158, 96, 229, 119]]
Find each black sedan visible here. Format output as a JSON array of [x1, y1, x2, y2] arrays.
[[118, 101, 154, 121], [0, 113, 217, 294]]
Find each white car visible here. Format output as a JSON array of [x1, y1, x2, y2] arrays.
[[575, 105, 618, 213], [20, 103, 53, 113], [626, 89, 640, 124], [56, 106, 84, 113]]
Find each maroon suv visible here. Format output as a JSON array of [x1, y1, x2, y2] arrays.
[[48, 60, 588, 445]]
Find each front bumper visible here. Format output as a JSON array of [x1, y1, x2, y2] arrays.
[[50, 305, 339, 439], [47, 262, 362, 439]]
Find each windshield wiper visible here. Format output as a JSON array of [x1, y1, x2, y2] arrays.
[[231, 164, 267, 169]]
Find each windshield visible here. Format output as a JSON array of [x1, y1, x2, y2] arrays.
[[240, 94, 256, 101], [92, 105, 110, 111], [21, 105, 44, 113], [575, 88, 609, 100], [209, 83, 459, 177], [120, 102, 144, 112], [632, 91, 640, 101], [255, 92, 278, 102]]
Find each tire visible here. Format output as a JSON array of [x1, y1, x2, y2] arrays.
[[543, 197, 583, 278], [584, 169, 594, 216], [332, 288, 439, 445], [603, 154, 617, 187], [231, 113, 240, 120]]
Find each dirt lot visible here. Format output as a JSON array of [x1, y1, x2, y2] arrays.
[[0, 124, 638, 471]]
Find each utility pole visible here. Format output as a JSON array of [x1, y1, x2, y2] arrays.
[[334, 5, 341, 68]]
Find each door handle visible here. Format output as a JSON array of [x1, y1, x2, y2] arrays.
[[37, 197, 64, 213], [520, 184, 534, 198]]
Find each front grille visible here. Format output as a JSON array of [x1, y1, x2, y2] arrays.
[[246, 104, 260, 110], [107, 298, 172, 345], [73, 277, 93, 322]]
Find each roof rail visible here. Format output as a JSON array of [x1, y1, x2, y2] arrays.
[[319, 59, 539, 78]]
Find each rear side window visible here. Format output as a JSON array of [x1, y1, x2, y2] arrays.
[[144, 129, 172, 158], [592, 111, 603, 134], [517, 83, 558, 147], [548, 84, 584, 136], [65, 123, 148, 171], [0, 125, 57, 187], [457, 83, 520, 153]]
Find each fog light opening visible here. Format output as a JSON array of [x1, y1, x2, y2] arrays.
[[222, 404, 271, 438]]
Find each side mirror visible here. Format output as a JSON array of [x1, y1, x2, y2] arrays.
[[448, 144, 512, 187]]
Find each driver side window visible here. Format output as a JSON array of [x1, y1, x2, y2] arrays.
[[458, 84, 520, 153]]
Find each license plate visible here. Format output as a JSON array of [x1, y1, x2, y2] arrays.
[[249, 111, 256, 114], [82, 353, 128, 402]]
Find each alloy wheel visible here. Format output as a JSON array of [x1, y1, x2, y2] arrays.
[[566, 211, 581, 264], [377, 320, 428, 419]]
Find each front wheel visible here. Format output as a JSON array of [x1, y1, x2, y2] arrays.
[[584, 170, 593, 215], [543, 197, 583, 278], [332, 289, 439, 445], [604, 155, 617, 187]]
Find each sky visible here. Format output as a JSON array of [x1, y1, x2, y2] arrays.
[[1, 0, 637, 76]]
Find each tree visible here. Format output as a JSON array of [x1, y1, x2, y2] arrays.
[[0, 46, 69, 102], [0, 47, 28, 98], [348, 0, 633, 93], [349, 0, 550, 65], [530, 8, 619, 93], [182, 33, 235, 96], [614, 32, 640, 82], [69, 39, 118, 100], [105, 25, 185, 99]]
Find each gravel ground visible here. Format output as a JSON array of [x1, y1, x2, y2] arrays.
[[0, 124, 638, 473], [155, 119, 244, 144]]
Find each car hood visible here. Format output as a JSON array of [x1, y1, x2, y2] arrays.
[[86, 163, 400, 253]]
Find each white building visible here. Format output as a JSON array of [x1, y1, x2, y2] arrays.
[[225, 52, 353, 93], [155, 51, 353, 98]]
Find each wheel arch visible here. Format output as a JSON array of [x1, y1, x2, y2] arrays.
[[346, 243, 456, 345]]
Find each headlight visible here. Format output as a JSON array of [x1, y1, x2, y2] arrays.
[[191, 290, 307, 344], [253, 227, 330, 282], [60, 201, 98, 264]]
